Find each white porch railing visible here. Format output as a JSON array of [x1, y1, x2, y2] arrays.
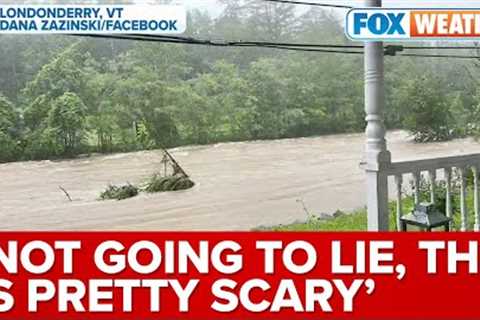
[[386, 154, 480, 232]]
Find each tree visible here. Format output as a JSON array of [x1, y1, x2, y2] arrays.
[[0, 95, 18, 135], [0, 34, 71, 102], [101, 43, 188, 149], [22, 42, 91, 137], [0, 95, 20, 162], [23, 43, 89, 101], [23, 94, 50, 131], [297, 8, 345, 43], [220, 0, 296, 41], [87, 103, 118, 152], [47, 92, 87, 154], [187, 61, 254, 142], [245, 58, 289, 139], [399, 74, 454, 142], [282, 53, 363, 136]]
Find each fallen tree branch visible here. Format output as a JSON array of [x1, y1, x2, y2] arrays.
[[162, 148, 189, 178], [59, 186, 72, 202]]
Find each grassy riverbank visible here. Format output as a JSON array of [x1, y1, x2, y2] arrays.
[[264, 191, 477, 232]]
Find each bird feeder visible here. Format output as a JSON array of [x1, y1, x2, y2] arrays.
[[400, 202, 452, 232]]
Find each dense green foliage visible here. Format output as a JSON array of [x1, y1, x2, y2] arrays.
[[1, 3, 480, 162], [144, 173, 195, 193], [100, 183, 139, 201], [0, 94, 21, 162], [100, 172, 194, 201]]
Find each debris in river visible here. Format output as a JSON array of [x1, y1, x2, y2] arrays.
[[145, 173, 194, 193], [99, 183, 139, 201], [98, 148, 194, 201], [144, 147, 194, 193]]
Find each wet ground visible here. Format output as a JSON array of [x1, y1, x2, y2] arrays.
[[2, 131, 480, 230]]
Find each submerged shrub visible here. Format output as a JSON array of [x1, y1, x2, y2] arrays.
[[100, 183, 139, 201], [98, 173, 193, 202], [145, 173, 194, 193]]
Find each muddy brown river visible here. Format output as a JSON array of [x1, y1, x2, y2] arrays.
[[1, 131, 480, 230]]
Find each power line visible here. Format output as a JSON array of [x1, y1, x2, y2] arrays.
[[258, 45, 363, 54], [398, 53, 480, 59], [384, 44, 480, 59], [133, 34, 363, 49], [83, 34, 480, 51], [72, 34, 480, 59], [402, 45, 480, 50], [75, 33, 480, 51], [260, 0, 353, 9], [75, 34, 364, 54]]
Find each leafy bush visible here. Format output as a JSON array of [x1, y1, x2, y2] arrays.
[[144, 173, 194, 193], [98, 173, 193, 202], [410, 129, 454, 143], [48, 92, 87, 155], [0, 132, 19, 163], [399, 74, 454, 142], [100, 183, 139, 201], [417, 178, 460, 214], [0, 95, 21, 162], [23, 128, 63, 160]]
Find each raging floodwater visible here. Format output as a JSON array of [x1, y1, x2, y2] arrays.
[[2, 131, 480, 231]]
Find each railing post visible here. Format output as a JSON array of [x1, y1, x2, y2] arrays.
[[429, 169, 436, 204], [394, 175, 403, 231], [364, 0, 391, 231], [445, 168, 452, 225], [473, 166, 480, 231], [413, 171, 421, 205], [459, 167, 468, 232]]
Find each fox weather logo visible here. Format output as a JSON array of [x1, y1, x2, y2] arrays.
[[346, 8, 410, 40], [352, 12, 406, 35], [346, 8, 480, 41]]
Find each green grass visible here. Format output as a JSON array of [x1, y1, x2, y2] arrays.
[[263, 187, 478, 232], [265, 210, 369, 231]]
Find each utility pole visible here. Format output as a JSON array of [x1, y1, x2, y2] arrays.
[[364, 0, 391, 231]]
